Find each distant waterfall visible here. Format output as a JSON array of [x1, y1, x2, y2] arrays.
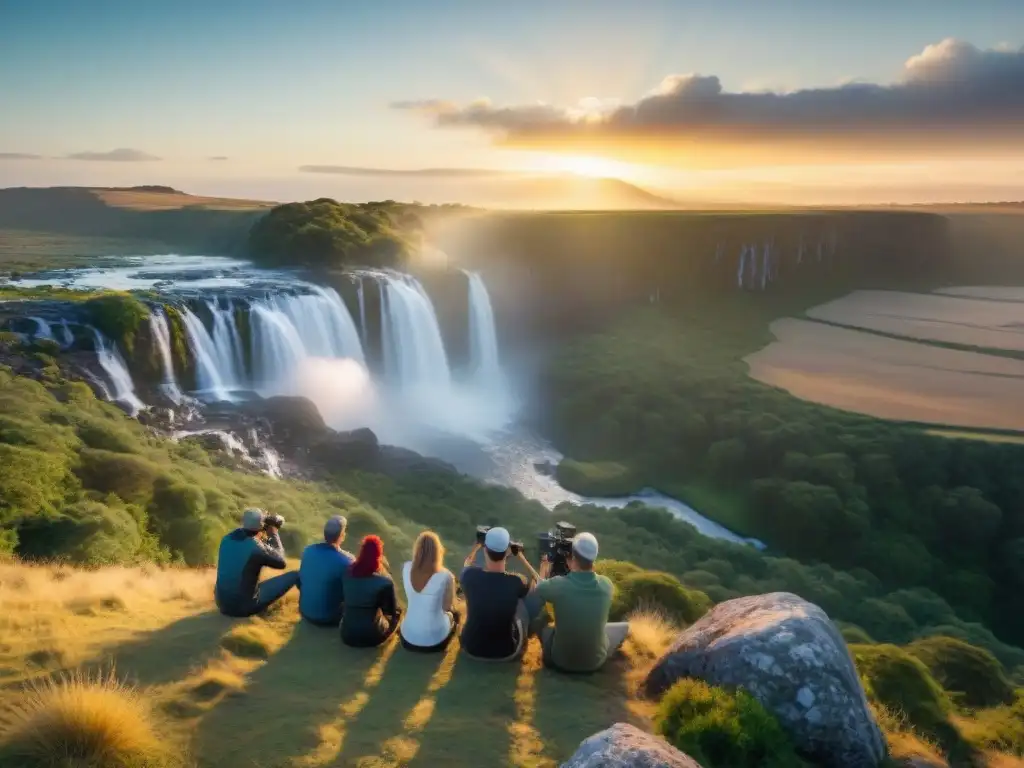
[[380, 274, 451, 391], [30, 317, 53, 340], [464, 271, 502, 388], [148, 309, 184, 404], [249, 302, 309, 394], [356, 277, 367, 343], [180, 307, 232, 401], [92, 329, 145, 414], [208, 300, 246, 390], [59, 320, 74, 348]]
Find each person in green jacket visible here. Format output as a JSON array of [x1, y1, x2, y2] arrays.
[[533, 532, 629, 673], [215, 508, 298, 617], [340, 535, 401, 648]]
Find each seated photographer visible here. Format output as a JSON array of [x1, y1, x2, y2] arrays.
[[215, 508, 299, 618], [400, 531, 460, 652], [341, 535, 401, 647], [534, 532, 628, 673], [460, 527, 542, 662], [298, 515, 353, 627]]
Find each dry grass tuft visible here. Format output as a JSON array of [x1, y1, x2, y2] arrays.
[[622, 608, 679, 666], [873, 702, 948, 767], [220, 623, 279, 660], [0, 670, 181, 767]]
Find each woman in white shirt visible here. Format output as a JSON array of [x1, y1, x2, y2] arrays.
[[400, 530, 459, 652]]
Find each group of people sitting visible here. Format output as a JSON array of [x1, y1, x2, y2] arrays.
[[213, 508, 630, 673]]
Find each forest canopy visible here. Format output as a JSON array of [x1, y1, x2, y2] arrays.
[[246, 199, 421, 269]]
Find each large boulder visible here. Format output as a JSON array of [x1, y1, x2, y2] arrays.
[[309, 427, 381, 470], [561, 723, 703, 768], [643, 592, 886, 768]]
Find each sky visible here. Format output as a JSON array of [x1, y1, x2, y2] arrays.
[[1, 0, 1022, 205]]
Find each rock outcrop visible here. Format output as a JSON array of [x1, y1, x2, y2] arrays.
[[644, 592, 886, 768], [561, 723, 703, 768]]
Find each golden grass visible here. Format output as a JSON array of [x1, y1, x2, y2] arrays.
[[0, 670, 180, 768], [92, 189, 273, 212], [219, 622, 281, 660], [926, 429, 1024, 445], [873, 702, 948, 767]]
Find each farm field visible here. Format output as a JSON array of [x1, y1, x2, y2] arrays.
[[805, 290, 1024, 352], [744, 317, 1024, 431]]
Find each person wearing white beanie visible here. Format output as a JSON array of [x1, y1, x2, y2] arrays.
[[532, 531, 630, 673]]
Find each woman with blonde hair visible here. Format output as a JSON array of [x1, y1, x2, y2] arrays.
[[400, 530, 459, 652]]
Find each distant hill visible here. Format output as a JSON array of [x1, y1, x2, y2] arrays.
[[470, 175, 680, 210]]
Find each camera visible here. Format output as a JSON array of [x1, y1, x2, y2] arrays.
[[537, 521, 576, 577], [264, 513, 285, 530], [476, 525, 523, 556]]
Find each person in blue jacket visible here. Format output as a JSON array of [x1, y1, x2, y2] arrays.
[[214, 508, 298, 617], [298, 515, 354, 626]]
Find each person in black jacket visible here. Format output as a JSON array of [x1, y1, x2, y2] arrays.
[[215, 508, 299, 617], [340, 535, 401, 647]]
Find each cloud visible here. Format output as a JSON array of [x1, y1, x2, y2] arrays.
[[299, 164, 512, 178], [0, 152, 42, 160], [209, 155, 229, 161], [66, 148, 161, 162], [394, 39, 1024, 167]]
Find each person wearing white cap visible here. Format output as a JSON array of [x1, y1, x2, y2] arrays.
[[533, 531, 629, 673], [298, 515, 354, 626], [459, 526, 543, 661], [215, 507, 299, 617]]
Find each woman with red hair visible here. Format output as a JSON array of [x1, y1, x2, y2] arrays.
[[340, 535, 401, 647]]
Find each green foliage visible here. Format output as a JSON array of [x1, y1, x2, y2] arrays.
[[83, 293, 149, 354], [17, 499, 145, 565], [654, 679, 805, 768], [555, 459, 637, 496], [247, 199, 416, 269], [610, 571, 712, 624], [839, 623, 875, 645], [908, 636, 1014, 709], [76, 449, 160, 504], [543, 306, 1024, 647], [852, 644, 955, 747]]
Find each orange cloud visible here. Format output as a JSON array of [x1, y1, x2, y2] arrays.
[[393, 39, 1024, 168]]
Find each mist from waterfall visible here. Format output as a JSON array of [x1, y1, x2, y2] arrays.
[[148, 309, 184, 404], [92, 329, 145, 414], [31, 317, 53, 340]]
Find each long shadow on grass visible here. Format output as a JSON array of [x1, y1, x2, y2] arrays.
[[331, 645, 452, 764], [194, 621, 387, 767], [405, 649, 524, 768], [532, 657, 636, 762], [98, 610, 236, 687]]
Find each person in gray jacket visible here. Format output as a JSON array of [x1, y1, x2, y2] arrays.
[[215, 508, 299, 617]]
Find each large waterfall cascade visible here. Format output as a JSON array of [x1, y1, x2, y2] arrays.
[[87, 270, 512, 444]]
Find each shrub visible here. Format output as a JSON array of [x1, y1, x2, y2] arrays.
[[0, 443, 72, 525], [555, 459, 637, 496], [16, 500, 144, 565], [595, 559, 644, 585], [76, 449, 159, 504], [907, 636, 1014, 708], [76, 417, 139, 454], [611, 571, 712, 624], [838, 623, 875, 645], [851, 644, 955, 747], [0, 670, 177, 767], [84, 293, 149, 355], [654, 679, 804, 768]]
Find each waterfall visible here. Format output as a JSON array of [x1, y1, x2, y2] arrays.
[[91, 329, 145, 414], [737, 246, 747, 288], [250, 302, 309, 395], [761, 244, 770, 290], [59, 320, 74, 348], [357, 277, 367, 343], [380, 274, 451, 392], [30, 317, 53, 340], [180, 307, 232, 401], [464, 271, 502, 389], [148, 309, 184, 404], [208, 300, 246, 389]]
